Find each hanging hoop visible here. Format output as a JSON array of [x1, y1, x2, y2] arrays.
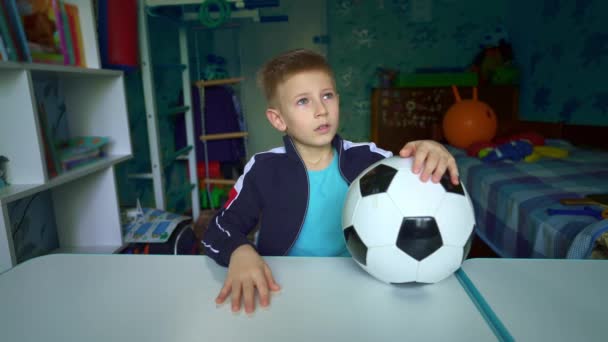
[[199, 0, 231, 28]]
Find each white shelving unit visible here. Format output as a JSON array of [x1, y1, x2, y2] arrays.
[[0, 0, 132, 273]]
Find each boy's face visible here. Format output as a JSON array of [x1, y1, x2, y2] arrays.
[[266, 70, 339, 151]]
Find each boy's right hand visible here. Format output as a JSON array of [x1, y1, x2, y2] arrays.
[[215, 244, 281, 314]]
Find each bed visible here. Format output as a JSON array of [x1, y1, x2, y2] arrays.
[[371, 86, 608, 259], [448, 135, 608, 259]]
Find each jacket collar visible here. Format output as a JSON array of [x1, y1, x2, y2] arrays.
[[282, 134, 344, 160]]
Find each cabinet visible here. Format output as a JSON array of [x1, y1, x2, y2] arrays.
[[0, 0, 131, 273]]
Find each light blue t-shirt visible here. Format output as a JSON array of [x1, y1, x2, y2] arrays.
[[288, 151, 350, 257]]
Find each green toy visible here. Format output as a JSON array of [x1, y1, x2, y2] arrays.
[[201, 185, 229, 209], [199, 0, 231, 28]]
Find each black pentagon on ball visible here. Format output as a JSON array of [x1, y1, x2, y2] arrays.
[[396, 217, 443, 261], [359, 164, 398, 197], [344, 226, 367, 266], [439, 173, 464, 195]]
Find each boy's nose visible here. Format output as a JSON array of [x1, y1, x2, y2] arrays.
[[314, 101, 328, 117]]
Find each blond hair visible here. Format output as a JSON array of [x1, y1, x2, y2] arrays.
[[257, 49, 334, 105]]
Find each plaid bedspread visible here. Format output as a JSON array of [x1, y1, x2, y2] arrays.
[[448, 140, 608, 259]]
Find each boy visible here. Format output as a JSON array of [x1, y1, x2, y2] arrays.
[[202, 49, 459, 314]]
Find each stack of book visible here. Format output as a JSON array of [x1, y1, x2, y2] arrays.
[[58, 136, 110, 171], [0, 0, 86, 66]]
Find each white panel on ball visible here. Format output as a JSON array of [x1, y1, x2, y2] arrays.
[[387, 170, 447, 217], [352, 193, 404, 248], [416, 246, 464, 283], [434, 193, 476, 247], [342, 178, 361, 229], [367, 246, 419, 283], [376, 155, 414, 170]]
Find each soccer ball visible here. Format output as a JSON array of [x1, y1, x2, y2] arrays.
[[342, 156, 475, 284]]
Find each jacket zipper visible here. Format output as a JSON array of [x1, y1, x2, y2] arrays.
[[337, 141, 349, 184], [282, 137, 310, 255]]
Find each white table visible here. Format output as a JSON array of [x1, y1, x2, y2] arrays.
[[0, 254, 495, 342], [462, 258, 607, 342]]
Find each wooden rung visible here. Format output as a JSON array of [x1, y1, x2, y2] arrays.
[[201, 132, 248, 141], [204, 178, 236, 185], [194, 77, 244, 87]]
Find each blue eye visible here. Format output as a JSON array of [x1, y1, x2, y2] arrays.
[[323, 92, 335, 100], [297, 98, 309, 105]]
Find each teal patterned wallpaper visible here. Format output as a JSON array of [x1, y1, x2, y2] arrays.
[[327, 0, 608, 142], [327, 0, 508, 141], [506, 0, 608, 125]]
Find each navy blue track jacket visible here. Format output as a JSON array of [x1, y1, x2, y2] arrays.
[[202, 134, 392, 266]]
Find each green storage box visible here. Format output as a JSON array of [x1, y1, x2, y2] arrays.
[[395, 72, 478, 87]]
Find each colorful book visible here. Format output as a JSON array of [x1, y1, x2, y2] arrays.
[[16, 0, 64, 64], [58, 136, 110, 165], [0, 2, 18, 60], [63, 1, 82, 66], [36, 100, 62, 177], [3, 0, 31, 61], [49, 0, 68, 64], [58, 0, 73, 64]]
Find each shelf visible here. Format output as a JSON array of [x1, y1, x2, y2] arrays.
[[0, 155, 131, 204], [201, 132, 248, 141], [0, 2, 130, 272], [194, 77, 244, 88], [146, 0, 242, 7], [0, 61, 23, 70], [0, 61, 121, 77], [204, 178, 236, 185]]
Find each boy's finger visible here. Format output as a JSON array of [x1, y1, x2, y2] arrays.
[[420, 154, 438, 182], [243, 280, 255, 314], [412, 149, 428, 174], [448, 163, 460, 185], [399, 143, 416, 158], [264, 264, 281, 291], [231, 281, 242, 312], [215, 281, 232, 304], [254, 275, 270, 307], [432, 161, 448, 183]]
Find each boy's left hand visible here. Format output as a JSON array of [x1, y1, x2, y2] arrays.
[[399, 140, 459, 185]]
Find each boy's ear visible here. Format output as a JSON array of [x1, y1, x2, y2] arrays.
[[265, 108, 287, 132]]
